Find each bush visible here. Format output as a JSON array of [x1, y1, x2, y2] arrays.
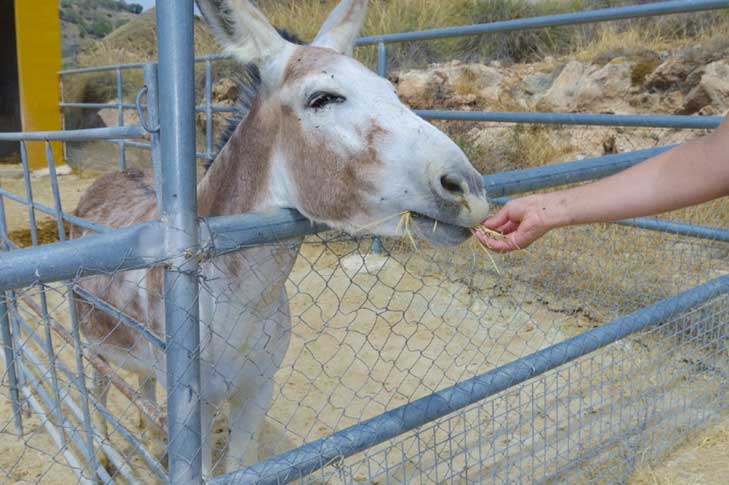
[[89, 19, 114, 38], [457, 0, 590, 63]]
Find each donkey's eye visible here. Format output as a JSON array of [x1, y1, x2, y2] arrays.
[[307, 91, 346, 110]]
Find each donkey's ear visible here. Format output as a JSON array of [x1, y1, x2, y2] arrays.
[[196, 0, 290, 64], [312, 0, 368, 56]]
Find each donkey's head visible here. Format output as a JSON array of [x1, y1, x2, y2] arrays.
[[198, 0, 489, 246]]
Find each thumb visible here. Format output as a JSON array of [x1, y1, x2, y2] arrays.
[[482, 205, 510, 230]]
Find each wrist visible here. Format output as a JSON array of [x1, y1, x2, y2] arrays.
[[532, 192, 572, 229]]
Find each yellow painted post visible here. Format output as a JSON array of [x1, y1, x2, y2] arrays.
[[14, 0, 64, 169]]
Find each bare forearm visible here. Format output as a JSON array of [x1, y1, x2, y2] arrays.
[[541, 120, 729, 228]]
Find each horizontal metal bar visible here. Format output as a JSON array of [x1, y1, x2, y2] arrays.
[[616, 217, 729, 242], [72, 286, 165, 351], [59, 54, 230, 76], [491, 196, 729, 243], [200, 209, 327, 257], [356, 0, 729, 45], [3, 145, 723, 293], [0, 126, 146, 142], [483, 145, 674, 197], [63, 101, 235, 114], [56, 105, 722, 130], [418, 111, 723, 129], [212, 272, 729, 485], [60, 63, 147, 75], [61, 102, 139, 110], [125, 140, 213, 161], [0, 188, 110, 234], [194, 53, 229, 62], [0, 221, 164, 292], [55, 1, 729, 79]]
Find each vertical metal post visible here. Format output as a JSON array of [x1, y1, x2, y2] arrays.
[[144, 63, 163, 210], [117, 68, 127, 170], [46, 141, 100, 479], [372, 42, 388, 255], [155, 1, 202, 483], [20, 141, 66, 446], [205, 59, 214, 161], [0, 191, 23, 436], [59, 76, 69, 162], [377, 41, 388, 78]]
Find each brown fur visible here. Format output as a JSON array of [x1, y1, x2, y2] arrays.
[[280, 105, 385, 222], [283, 46, 340, 84], [198, 98, 274, 217], [71, 170, 161, 351], [71, 42, 388, 351], [73, 169, 158, 233]]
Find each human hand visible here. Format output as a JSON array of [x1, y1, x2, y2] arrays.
[[475, 195, 557, 252]]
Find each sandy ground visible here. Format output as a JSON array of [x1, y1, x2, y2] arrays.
[[1, 170, 728, 484]]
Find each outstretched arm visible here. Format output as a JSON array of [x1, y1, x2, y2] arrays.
[[478, 116, 729, 251]]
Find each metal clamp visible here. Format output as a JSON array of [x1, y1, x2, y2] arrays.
[[135, 86, 160, 134]]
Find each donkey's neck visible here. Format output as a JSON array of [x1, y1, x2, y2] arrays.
[[196, 98, 301, 304], [198, 99, 278, 217]]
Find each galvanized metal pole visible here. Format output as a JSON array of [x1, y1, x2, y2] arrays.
[[371, 42, 388, 256], [0, 189, 23, 436], [155, 1, 202, 483], [143, 63, 163, 210], [116, 68, 127, 170]]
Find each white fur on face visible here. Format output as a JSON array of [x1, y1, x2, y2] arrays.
[[272, 49, 490, 237]]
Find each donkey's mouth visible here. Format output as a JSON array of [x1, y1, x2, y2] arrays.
[[408, 211, 472, 247]]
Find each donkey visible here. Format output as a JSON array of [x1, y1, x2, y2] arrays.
[[71, 0, 490, 477]]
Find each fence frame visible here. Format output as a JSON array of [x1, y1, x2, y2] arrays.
[[2, 0, 729, 483]]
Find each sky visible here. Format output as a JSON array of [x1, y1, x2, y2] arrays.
[[135, 0, 155, 10]]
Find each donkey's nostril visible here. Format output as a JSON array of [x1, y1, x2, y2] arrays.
[[440, 174, 466, 195]]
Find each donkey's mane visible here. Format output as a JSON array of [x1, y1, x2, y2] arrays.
[[205, 28, 303, 172]]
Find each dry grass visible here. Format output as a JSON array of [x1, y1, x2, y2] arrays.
[[505, 124, 577, 168], [630, 411, 729, 485], [259, 0, 470, 68]]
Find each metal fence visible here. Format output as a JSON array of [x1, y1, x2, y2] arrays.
[[1, 0, 729, 483]]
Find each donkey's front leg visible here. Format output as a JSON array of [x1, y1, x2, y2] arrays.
[[225, 378, 274, 472]]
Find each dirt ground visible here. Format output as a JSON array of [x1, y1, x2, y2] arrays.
[[1, 170, 728, 484]]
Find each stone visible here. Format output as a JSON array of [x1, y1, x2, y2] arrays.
[[644, 58, 697, 91], [535, 61, 632, 112], [32, 164, 73, 178], [681, 61, 729, 114], [521, 72, 553, 96]]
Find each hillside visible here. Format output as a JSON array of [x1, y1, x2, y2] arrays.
[[60, 0, 144, 61]]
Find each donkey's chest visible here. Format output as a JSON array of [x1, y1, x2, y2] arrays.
[[196, 247, 298, 399]]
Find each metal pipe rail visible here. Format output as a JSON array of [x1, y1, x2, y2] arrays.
[[418, 111, 723, 129], [0, 126, 146, 142], [52, 0, 726, 174], [5, 157, 729, 294], [356, 0, 729, 45], [211, 272, 729, 484]]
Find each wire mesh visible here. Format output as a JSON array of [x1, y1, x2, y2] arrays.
[[5, 201, 727, 483]]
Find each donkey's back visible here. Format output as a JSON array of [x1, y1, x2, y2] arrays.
[[71, 169, 163, 373]]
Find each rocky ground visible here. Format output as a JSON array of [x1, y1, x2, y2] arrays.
[[388, 41, 729, 174]]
